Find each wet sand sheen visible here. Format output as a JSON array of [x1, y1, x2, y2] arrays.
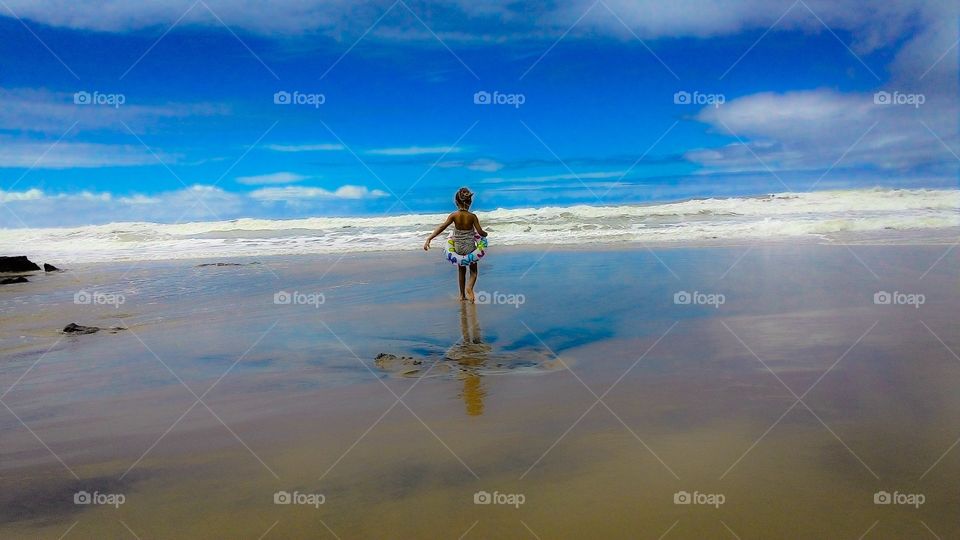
[[1, 243, 958, 538]]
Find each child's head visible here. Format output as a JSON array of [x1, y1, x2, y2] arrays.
[[455, 187, 473, 210]]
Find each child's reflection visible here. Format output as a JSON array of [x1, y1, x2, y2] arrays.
[[444, 302, 491, 416]]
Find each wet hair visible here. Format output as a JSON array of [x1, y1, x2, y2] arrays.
[[455, 187, 473, 210]]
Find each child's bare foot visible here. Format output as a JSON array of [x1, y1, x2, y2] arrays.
[[466, 288, 475, 303]]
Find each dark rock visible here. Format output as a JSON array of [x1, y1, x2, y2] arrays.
[[63, 323, 100, 335], [60, 323, 125, 335], [374, 353, 402, 370], [195, 262, 260, 267], [0, 256, 40, 273], [62, 323, 124, 335], [43, 263, 61, 272], [375, 353, 425, 374], [0, 276, 28, 284]]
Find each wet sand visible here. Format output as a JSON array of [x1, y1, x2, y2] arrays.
[[1, 241, 959, 538]]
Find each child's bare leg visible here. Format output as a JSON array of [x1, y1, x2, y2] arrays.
[[466, 262, 479, 302], [458, 266, 467, 300]]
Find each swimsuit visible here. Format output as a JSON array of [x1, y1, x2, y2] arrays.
[[452, 228, 477, 256]]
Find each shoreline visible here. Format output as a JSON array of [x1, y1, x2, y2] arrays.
[[1, 226, 957, 267], [1, 187, 956, 264]]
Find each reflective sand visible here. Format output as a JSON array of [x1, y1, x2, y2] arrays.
[[1, 241, 958, 538]]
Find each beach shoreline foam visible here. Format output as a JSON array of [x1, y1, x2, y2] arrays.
[[1, 187, 957, 263]]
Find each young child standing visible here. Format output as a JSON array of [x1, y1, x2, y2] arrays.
[[423, 187, 488, 302]]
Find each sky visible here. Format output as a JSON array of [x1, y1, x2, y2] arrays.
[[0, 0, 957, 227]]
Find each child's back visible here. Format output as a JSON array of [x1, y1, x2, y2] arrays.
[[451, 209, 479, 231]]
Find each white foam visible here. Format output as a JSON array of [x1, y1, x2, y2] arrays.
[[1, 188, 957, 263]]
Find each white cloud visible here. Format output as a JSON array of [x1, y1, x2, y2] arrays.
[[570, 0, 921, 48], [438, 158, 504, 172], [467, 158, 504, 172], [367, 146, 463, 156], [0, 137, 174, 168], [0, 87, 228, 135], [249, 185, 389, 201], [1, 0, 950, 50], [0, 0, 366, 34], [264, 143, 344, 152], [0, 188, 44, 202], [235, 172, 310, 185], [481, 170, 628, 184], [0, 184, 390, 226], [0, 0, 953, 99], [0, 187, 174, 226], [71, 191, 112, 202], [489, 181, 630, 191], [0, 88, 222, 168], [686, 88, 958, 182], [117, 194, 161, 204]]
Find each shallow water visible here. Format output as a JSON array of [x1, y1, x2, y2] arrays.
[[1, 188, 957, 263], [1, 242, 958, 538]]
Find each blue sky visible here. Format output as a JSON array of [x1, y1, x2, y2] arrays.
[[0, 0, 956, 226]]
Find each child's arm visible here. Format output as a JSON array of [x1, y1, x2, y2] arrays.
[[423, 214, 455, 250], [473, 214, 487, 237]]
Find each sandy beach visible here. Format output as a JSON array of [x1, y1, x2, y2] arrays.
[[1, 0, 957, 536], [1, 238, 958, 538]]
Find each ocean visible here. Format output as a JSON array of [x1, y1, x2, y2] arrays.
[[1, 188, 956, 263]]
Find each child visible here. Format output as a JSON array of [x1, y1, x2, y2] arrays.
[[423, 187, 488, 302]]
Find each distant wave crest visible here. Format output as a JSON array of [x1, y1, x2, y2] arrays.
[[1, 188, 957, 262]]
